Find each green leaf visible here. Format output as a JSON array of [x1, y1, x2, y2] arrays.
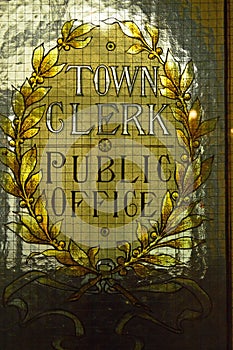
[[142, 254, 180, 267], [87, 246, 99, 268], [3, 271, 46, 304], [68, 240, 88, 266], [159, 236, 204, 249], [20, 146, 37, 185], [68, 23, 97, 40], [69, 37, 92, 49], [32, 44, 44, 73], [136, 222, 149, 249], [0, 147, 19, 174], [42, 64, 66, 78], [25, 170, 42, 196], [0, 114, 15, 139], [20, 78, 33, 99], [164, 50, 181, 88], [0, 171, 21, 197], [20, 213, 48, 241], [61, 20, 75, 41], [161, 191, 173, 226], [118, 241, 131, 260], [104, 18, 143, 41], [126, 43, 146, 54], [160, 87, 177, 99], [21, 128, 39, 139], [180, 60, 194, 93], [12, 88, 25, 118], [145, 23, 159, 49], [26, 87, 50, 107], [50, 220, 63, 239], [132, 263, 150, 278], [6, 222, 44, 244], [194, 118, 218, 140], [21, 105, 45, 132]]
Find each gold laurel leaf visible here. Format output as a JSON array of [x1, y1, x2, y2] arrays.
[[176, 129, 190, 150], [50, 220, 63, 239], [180, 60, 194, 93], [160, 75, 176, 92], [26, 87, 50, 106], [159, 237, 200, 249], [161, 190, 173, 227], [165, 201, 198, 233], [6, 222, 44, 244], [87, 246, 100, 268], [40, 47, 59, 74], [104, 18, 143, 41], [34, 195, 49, 233], [194, 118, 218, 140], [118, 241, 131, 260], [42, 64, 66, 78], [21, 105, 46, 132], [0, 171, 21, 197], [145, 23, 159, 49], [193, 156, 214, 192], [20, 146, 37, 185], [0, 147, 19, 174], [60, 266, 91, 277], [0, 114, 15, 139], [126, 43, 146, 54], [21, 128, 39, 140], [61, 20, 75, 41], [142, 254, 180, 267], [20, 213, 49, 241], [160, 87, 177, 99], [69, 240, 88, 266], [188, 98, 202, 134], [20, 79, 33, 99], [164, 50, 181, 88], [32, 44, 44, 73], [171, 107, 187, 124], [12, 89, 25, 119], [34, 195, 49, 234], [165, 215, 207, 236], [69, 37, 92, 49], [42, 249, 78, 266], [132, 263, 150, 277], [175, 162, 185, 191], [136, 222, 149, 249], [183, 156, 201, 193], [118, 20, 143, 40], [68, 23, 97, 40], [25, 170, 42, 196]]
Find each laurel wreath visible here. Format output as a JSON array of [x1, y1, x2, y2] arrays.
[[0, 19, 217, 306]]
